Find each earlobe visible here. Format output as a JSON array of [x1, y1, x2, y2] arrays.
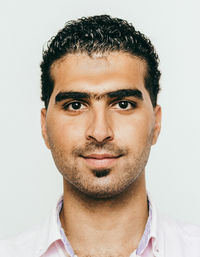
[[41, 108, 50, 149], [152, 105, 162, 145]]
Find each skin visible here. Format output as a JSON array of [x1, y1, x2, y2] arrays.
[[41, 52, 161, 257]]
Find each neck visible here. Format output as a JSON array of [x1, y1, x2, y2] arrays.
[[60, 172, 148, 257]]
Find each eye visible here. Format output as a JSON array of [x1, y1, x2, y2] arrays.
[[63, 101, 87, 111], [113, 101, 137, 110]]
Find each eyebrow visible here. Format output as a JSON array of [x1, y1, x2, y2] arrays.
[[55, 89, 143, 103], [107, 89, 143, 100]]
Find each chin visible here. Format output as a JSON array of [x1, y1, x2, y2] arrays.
[[75, 179, 130, 200], [81, 189, 123, 200]]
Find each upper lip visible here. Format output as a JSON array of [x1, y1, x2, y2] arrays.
[[82, 154, 121, 159]]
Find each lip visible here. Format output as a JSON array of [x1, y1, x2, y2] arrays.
[[81, 153, 122, 169], [83, 154, 119, 159]]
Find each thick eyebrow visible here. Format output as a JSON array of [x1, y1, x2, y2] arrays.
[[55, 91, 90, 103], [107, 89, 143, 101], [55, 89, 143, 103]]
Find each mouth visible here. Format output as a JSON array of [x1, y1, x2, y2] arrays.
[[80, 153, 123, 169]]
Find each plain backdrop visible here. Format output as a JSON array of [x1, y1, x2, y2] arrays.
[[0, 0, 200, 239]]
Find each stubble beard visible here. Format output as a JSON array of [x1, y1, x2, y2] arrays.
[[48, 131, 153, 199]]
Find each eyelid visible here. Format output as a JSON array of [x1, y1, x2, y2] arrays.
[[62, 99, 88, 106], [110, 99, 137, 106], [110, 100, 137, 110], [62, 100, 88, 111]]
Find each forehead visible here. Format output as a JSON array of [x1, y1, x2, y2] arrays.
[[50, 52, 147, 95]]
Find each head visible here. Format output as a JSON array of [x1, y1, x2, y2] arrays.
[[41, 15, 161, 109], [40, 15, 161, 199]]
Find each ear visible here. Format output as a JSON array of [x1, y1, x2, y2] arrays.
[[152, 105, 162, 145], [41, 108, 50, 149]]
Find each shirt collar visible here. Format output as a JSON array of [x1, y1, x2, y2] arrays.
[[136, 198, 152, 255], [57, 196, 76, 256], [34, 196, 63, 257], [137, 193, 158, 255], [39, 194, 158, 257]]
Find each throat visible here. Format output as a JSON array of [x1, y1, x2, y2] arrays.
[[61, 173, 148, 257]]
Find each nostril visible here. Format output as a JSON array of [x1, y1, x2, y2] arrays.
[[86, 135, 113, 144], [102, 136, 113, 142]]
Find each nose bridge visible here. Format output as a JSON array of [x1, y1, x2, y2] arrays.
[[86, 103, 113, 142]]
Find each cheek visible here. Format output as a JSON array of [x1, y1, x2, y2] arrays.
[[114, 113, 154, 148], [46, 114, 86, 149]]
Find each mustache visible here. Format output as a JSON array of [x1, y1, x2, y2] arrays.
[[72, 142, 128, 156]]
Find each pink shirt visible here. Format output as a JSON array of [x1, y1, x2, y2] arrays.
[[1, 195, 200, 257]]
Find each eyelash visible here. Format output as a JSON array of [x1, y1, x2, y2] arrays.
[[62, 101, 87, 111], [62, 100, 137, 111], [111, 101, 137, 110]]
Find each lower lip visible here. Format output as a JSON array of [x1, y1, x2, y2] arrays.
[[82, 157, 119, 169]]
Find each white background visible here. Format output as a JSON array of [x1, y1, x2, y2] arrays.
[[0, 0, 200, 239]]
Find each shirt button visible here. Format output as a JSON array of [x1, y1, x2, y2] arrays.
[[153, 247, 159, 256]]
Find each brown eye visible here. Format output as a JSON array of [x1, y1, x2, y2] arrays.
[[63, 101, 87, 111], [114, 101, 137, 110], [71, 102, 81, 110], [118, 101, 129, 109]]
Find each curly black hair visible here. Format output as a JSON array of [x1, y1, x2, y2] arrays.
[[40, 15, 161, 108]]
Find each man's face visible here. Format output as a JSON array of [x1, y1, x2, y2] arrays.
[[41, 52, 161, 198]]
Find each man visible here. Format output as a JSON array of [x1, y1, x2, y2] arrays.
[[1, 14, 200, 257]]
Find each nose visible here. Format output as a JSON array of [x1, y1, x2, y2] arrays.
[[86, 107, 114, 143]]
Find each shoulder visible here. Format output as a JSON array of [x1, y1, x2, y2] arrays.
[[149, 196, 200, 256], [0, 202, 61, 257], [149, 196, 200, 242], [158, 213, 200, 255], [0, 223, 43, 257]]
